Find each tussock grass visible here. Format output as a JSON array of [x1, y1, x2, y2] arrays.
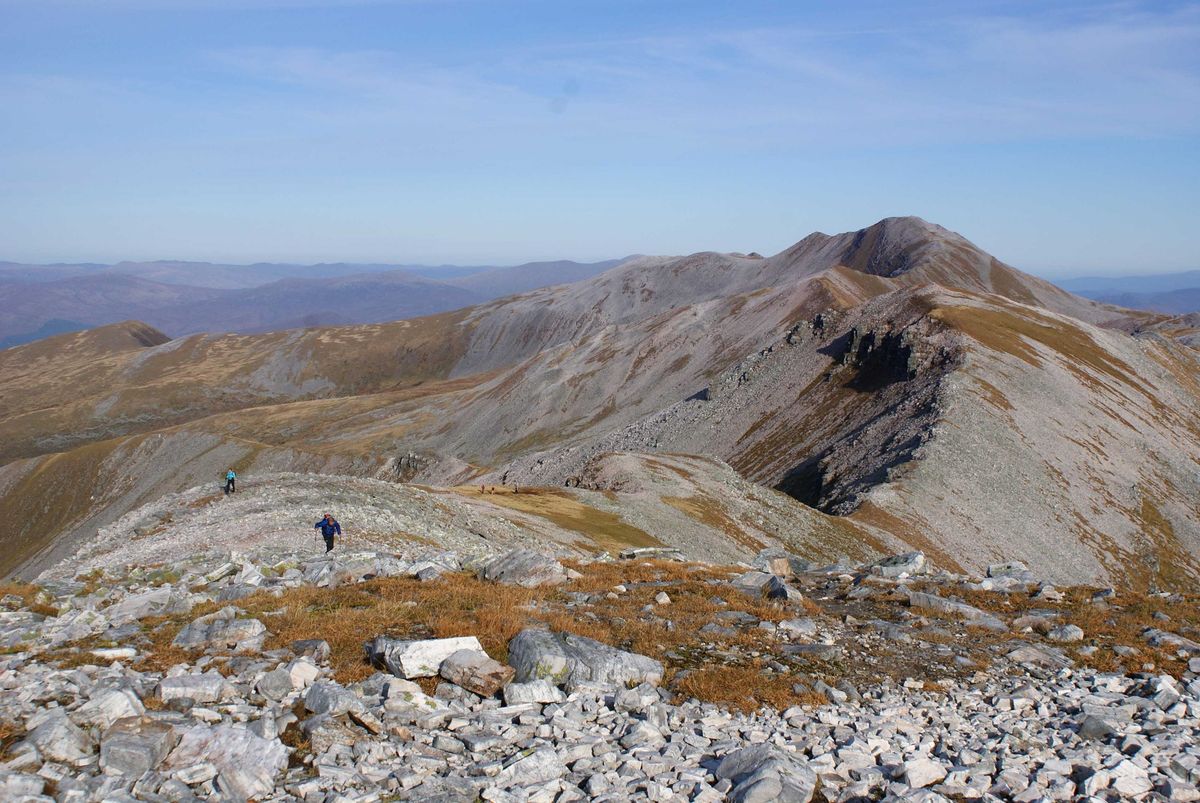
[[919, 582, 1200, 676], [0, 581, 59, 617], [116, 559, 817, 710]]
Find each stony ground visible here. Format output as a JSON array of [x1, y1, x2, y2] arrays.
[[0, 544, 1197, 802]]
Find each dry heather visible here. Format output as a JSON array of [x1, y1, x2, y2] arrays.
[[41, 554, 1200, 717]]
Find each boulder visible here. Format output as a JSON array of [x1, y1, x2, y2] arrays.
[[172, 607, 268, 652], [1007, 644, 1073, 669], [1048, 624, 1085, 643], [73, 687, 145, 730], [0, 771, 43, 798], [715, 744, 817, 803], [906, 591, 1007, 632], [165, 725, 287, 803], [870, 552, 927, 578], [751, 548, 809, 578], [286, 657, 321, 688], [731, 571, 800, 601], [903, 756, 949, 788], [365, 635, 485, 679], [439, 648, 515, 697], [502, 680, 566, 705], [104, 587, 191, 626], [291, 639, 331, 663], [479, 549, 569, 587], [305, 681, 363, 716], [158, 671, 230, 704], [507, 628, 663, 691], [99, 717, 177, 777], [495, 747, 567, 787], [26, 709, 94, 767], [256, 668, 294, 701]]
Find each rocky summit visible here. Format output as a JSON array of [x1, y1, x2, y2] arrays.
[[0, 540, 1197, 802]]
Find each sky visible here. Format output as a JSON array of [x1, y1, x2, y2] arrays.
[[1, 1, 1198, 277]]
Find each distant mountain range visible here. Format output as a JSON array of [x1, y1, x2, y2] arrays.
[[0, 258, 627, 348], [1058, 270, 1200, 314]]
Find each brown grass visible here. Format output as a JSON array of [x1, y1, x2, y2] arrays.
[[662, 495, 766, 552], [674, 663, 810, 711], [934, 582, 1199, 677], [0, 720, 21, 761], [0, 581, 60, 617], [451, 486, 663, 553], [68, 559, 819, 711]]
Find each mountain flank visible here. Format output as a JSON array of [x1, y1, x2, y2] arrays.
[[2, 217, 1199, 591]]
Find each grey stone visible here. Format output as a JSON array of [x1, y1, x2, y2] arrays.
[[105, 587, 191, 626], [165, 725, 287, 803], [158, 671, 229, 704], [99, 717, 177, 777], [74, 687, 145, 730], [365, 635, 485, 678], [871, 551, 927, 578], [507, 628, 663, 690], [731, 571, 798, 601], [255, 668, 293, 701], [479, 549, 569, 588], [502, 680, 566, 705], [903, 756, 949, 788], [304, 680, 363, 716], [778, 618, 819, 638], [714, 744, 817, 803], [751, 548, 809, 578], [906, 591, 1007, 632], [172, 608, 267, 653], [439, 648, 515, 697], [290, 638, 331, 663], [495, 747, 566, 787], [0, 771, 44, 798], [1047, 624, 1084, 643], [27, 708, 94, 766], [1077, 714, 1118, 741]]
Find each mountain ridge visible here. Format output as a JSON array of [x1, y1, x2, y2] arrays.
[[3, 217, 1198, 590]]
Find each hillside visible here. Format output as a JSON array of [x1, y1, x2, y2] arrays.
[[2, 217, 1198, 591], [0, 258, 629, 346]]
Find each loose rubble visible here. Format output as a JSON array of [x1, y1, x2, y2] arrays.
[[0, 546, 1196, 801]]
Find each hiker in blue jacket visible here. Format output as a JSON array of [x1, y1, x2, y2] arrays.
[[315, 513, 342, 553], [224, 468, 237, 495]]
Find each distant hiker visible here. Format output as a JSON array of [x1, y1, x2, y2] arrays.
[[315, 513, 342, 553], [224, 469, 237, 495]]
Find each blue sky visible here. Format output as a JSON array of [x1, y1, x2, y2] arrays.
[[1, 1, 1197, 276]]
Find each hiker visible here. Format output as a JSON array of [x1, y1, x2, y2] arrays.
[[224, 468, 237, 495], [314, 513, 342, 553]]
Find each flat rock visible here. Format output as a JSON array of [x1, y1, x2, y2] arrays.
[[172, 608, 267, 652], [479, 549, 569, 587], [714, 744, 817, 803], [495, 747, 566, 787], [507, 628, 663, 690], [871, 551, 927, 578], [502, 680, 566, 705], [439, 648, 515, 697], [365, 635, 485, 679], [906, 590, 1007, 632], [99, 716, 178, 777], [165, 725, 287, 803]]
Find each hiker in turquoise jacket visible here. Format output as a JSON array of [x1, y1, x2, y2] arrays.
[[224, 469, 236, 494]]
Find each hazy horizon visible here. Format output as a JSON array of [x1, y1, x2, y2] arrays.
[[2, 1, 1198, 275]]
